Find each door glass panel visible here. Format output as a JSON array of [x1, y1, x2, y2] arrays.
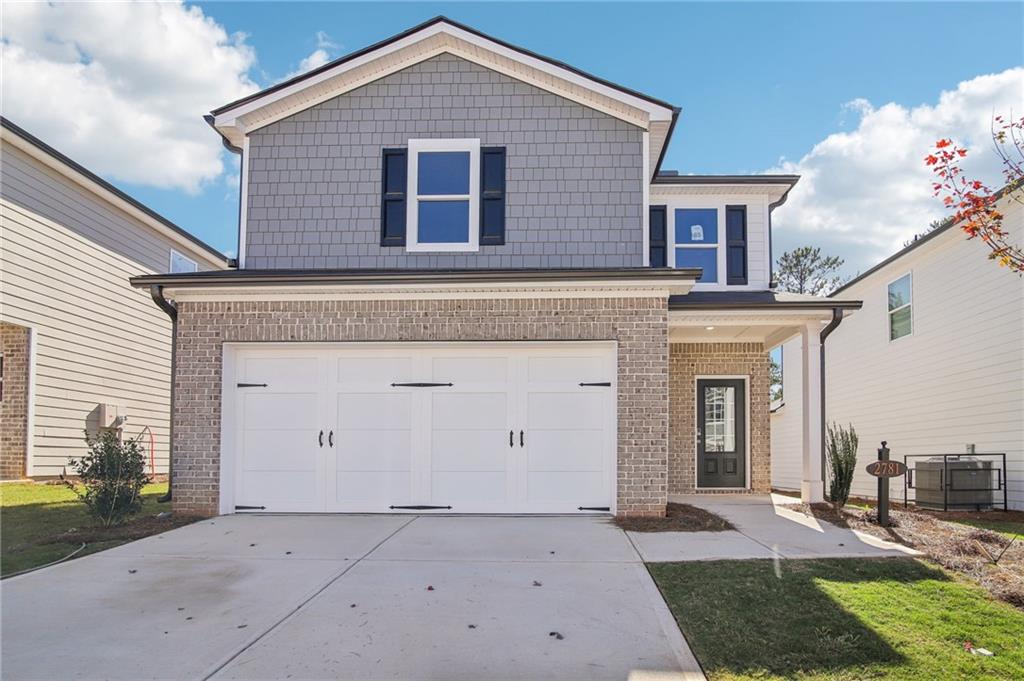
[[704, 386, 736, 452]]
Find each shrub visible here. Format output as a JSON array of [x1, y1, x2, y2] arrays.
[[826, 423, 859, 509], [62, 430, 151, 527]]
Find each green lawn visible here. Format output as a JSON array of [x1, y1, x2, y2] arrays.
[[947, 518, 1024, 541], [0, 482, 180, 577], [650, 558, 1024, 681]]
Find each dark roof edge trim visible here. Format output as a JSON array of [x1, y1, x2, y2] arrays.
[[830, 183, 1019, 297], [670, 300, 863, 311], [653, 174, 800, 186], [651, 108, 681, 181], [212, 16, 677, 117], [130, 267, 702, 289], [1, 117, 230, 264]]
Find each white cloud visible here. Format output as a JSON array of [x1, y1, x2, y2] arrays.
[[769, 67, 1024, 275], [281, 31, 339, 81], [0, 2, 258, 194]]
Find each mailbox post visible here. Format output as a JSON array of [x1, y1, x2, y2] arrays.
[[877, 441, 890, 526]]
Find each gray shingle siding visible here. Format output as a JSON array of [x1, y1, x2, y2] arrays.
[[244, 54, 644, 269]]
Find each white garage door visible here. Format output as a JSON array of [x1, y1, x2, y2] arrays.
[[226, 343, 616, 514]]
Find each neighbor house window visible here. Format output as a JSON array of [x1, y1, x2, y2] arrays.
[[406, 138, 480, 252], [888, 273, 913, 341], [674, 208, 718, 283], [169, 249, 197, 274]]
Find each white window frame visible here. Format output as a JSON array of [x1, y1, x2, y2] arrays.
[[670, 206, 722, 286], [887, 272, 913, 342], [169, 249, 198, 274], [406, 138, 480, 253]]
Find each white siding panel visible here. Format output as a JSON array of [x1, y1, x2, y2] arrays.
[[0, 141, 225, 476], [772, 198, 1024, 509]]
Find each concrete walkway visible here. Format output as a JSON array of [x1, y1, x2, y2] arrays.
[[629, 494, 919, 562], [1, 515, 703, 681]]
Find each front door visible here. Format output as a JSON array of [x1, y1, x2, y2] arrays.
[[696, 379, 746, 488]]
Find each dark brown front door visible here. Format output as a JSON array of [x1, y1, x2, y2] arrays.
[[697, 379, 746, 488]]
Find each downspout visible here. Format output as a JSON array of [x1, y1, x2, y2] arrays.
[[767, 189, 794, 289], [150, 285, 177, 503], [818, 307, 845, 487]]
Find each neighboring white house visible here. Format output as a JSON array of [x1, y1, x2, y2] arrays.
[[0, 117, 229, 479], [772, 189, 1024, 510]]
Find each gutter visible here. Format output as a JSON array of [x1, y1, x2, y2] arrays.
[[150, 285, 178, 504], [818, 307, 846, 491]]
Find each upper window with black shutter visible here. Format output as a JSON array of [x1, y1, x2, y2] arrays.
[[479, 147, 506, 245], [406, 138, 480, 252], [380, 148, 407, 247], [725, 205, 748, 285], [649, 205, 667, 267]]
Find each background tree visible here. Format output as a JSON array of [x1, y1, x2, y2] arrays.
[[769, 353, 783, 402], [926, 114, 1024, 273], [775, 246, 846, 295]]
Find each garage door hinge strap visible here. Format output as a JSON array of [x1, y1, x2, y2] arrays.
[[579, 382, 611, 387], [390, 382, 453, 388], [235, 505, 266, 510], [578, 506, 610, 511], [389, 505, 453, 510], [237, 383, 268, 388]]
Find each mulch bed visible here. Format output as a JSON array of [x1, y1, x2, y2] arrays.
[[41, 512, 204, 545], [795, 503, 1024, 609], [613, 503, 736, 533]]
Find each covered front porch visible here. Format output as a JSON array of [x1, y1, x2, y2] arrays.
[[667, 291, 862, 503]]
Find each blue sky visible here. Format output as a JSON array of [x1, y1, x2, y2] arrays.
[[4, 2, 1021, 273]]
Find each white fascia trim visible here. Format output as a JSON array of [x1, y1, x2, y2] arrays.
[[213, 22, 672, 133], [406, 138, 480, 253], [238, 136, 250, 267], [1, 130, 226, 269], [24, 327, 38, 477], [165, 280, 692, 303], [650, 184, 791, 201], [669, 309, 840, 325], [642, 131, 650, 267]]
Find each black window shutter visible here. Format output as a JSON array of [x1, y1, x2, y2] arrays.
[[480, 147, 506, 245], [649, 205, 667, 267], [380, 148, 407, 247], [726, 205, 748, 285]]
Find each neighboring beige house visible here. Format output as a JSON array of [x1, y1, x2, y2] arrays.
[[0, 117, 229, 480], [772, 189, 1024, 510]]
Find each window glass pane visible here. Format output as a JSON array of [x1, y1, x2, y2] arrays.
[[418, 152, 470, 195], [888, 274, 912, 311], [704, 386, 736, 452], [418, 200, 470, 243], [170, 250, 197, 273], [889, 306, 912, 340], [675, 209, 718, 244], [676, 247, 718, 283]]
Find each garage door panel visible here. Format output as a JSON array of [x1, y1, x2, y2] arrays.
[[431, 356, 509, 383], [526, 471, 605, 502], [336, 472, 411, 504], [336, 429, 412, 472], [243, 394, 319, 430], [337, 356, 414, 386], [242, 357, 320, 390], [338, 393, 412, 430], [243, 471, 318, 503], [432, 430, 507, 471], [526, 430, 604, 472], [527, 392, 604, 430], [527, 355, 606, 384], [432, 472, 508, 503], [242, 431, 319, 472], [432, 393, 507, 430]]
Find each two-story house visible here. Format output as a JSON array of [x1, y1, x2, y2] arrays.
[[131, 17, 860, 517]]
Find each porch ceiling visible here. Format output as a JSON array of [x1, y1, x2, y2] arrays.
[[669, 309, 841, 348]]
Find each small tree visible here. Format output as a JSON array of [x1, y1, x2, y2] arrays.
[[775, 246, 846, 295], [925, 114, 1024, 273], [62, 430, 151, 527], [825, 423, 859, 509], [769, 354, 783, 402]]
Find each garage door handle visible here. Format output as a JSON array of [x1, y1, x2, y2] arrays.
[[509, 430, 514, 447], [520, 430, 525, 447], [328, 430, 334, 447], [390, 382, 453, 388], [579, 382, 611, 387], [318, 430, 324, 447]]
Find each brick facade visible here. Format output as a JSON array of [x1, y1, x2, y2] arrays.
[[668, 342, 771, 494], [171, 297, 669, 517], [1, 322, 30, 480], [245, 53, 644, 270]]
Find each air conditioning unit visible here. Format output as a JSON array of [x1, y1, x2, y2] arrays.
[[914, 457, 993, 510]]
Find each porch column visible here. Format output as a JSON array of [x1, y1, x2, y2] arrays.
[[800, 322, 824, 503]]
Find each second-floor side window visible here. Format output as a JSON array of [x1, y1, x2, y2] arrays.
[[887, 272, 913, 341], [674, 208, 718, 283], [170, 249, 198, 274], [407, 138, 480, 252]]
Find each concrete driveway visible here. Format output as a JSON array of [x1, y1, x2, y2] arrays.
[[1, 515, 702, 681]]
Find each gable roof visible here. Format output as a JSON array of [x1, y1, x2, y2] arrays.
[[208, 16, 678, 176], [1, 117, 229, 267]]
